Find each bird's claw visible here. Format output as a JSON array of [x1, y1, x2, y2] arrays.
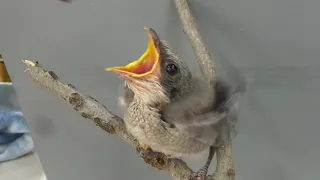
[[188, 170, 207, 180], [137, 144, 152, 152], [141, 145, 152, 152], [136, 142, 153, 156]]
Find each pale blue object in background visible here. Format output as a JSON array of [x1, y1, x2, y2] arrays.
[[0, 110, 34, 162], [0, 83, 34, 162]]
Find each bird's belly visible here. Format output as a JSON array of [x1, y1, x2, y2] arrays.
[[127, 123, 209, 157]]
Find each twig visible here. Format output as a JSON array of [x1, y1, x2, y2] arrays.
[[173, 0, 216, 85], [22, 60, 193, 180], [173, 0, 236, 180]]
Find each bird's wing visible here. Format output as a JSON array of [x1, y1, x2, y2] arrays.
[[185, 85, 243, 146], [216, 85, 243, 142], [162, 78, 245, 146], [162, 77, 218, 125]]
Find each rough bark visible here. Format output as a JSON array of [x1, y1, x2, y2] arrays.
[[22, 1, 236, 180]]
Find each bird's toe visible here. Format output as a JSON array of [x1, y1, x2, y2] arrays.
[[136, 142, 153, 156]]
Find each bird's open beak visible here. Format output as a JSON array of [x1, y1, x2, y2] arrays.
[[105, 27, 161, 79]]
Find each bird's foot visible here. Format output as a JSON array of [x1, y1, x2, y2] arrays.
[[136, 142, 153, 156], [188, 169, 208, 180], [137, 144, 152, 152], [141, 145, 152, 152]]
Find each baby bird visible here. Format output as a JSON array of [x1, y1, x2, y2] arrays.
[[106, 27, 243, 180]]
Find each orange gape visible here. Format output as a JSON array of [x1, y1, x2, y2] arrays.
[[0, 55, 12, 82]]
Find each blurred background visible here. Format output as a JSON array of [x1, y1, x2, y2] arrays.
[[0, 0, 320, 180]]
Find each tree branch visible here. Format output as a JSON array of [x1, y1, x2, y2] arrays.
[[173, 0, 235, 180], [173, 0, 216, 85], [22, 1, 236, 180]]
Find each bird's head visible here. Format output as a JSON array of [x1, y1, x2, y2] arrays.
[[106, 27, 193, 107]]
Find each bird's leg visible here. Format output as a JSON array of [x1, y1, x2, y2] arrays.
[[189, 146, 215, 180]]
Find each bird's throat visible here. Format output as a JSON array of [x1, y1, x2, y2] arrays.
[[131, 82, 169, 108]]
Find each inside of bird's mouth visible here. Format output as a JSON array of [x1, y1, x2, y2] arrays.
[[106, 27, 159, 78]]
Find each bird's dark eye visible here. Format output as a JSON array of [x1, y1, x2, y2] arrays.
[[166, 63, 178, 75]]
